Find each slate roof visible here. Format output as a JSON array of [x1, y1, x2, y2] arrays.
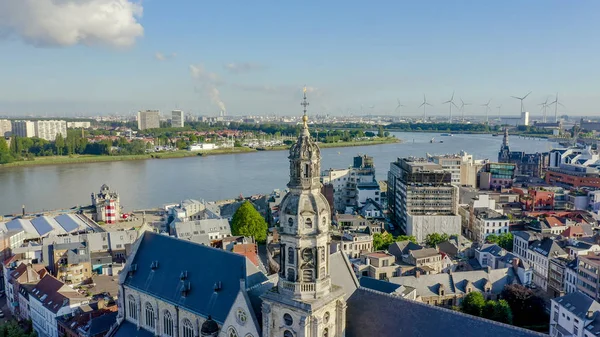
[[329, 251, 359, 300], [123, 232, 267, 324], [112, 320, 155, 337], [530, 237, 567, 257], [479, 244, 504, 256], [411, 247, 439, 259], [88, 311, 118, 336], [359, 277, 402, 294], [554, 292, 600, 320], [346, 288, 545, 337], [30, 274, 86, 313]]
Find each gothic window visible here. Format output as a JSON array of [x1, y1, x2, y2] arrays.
[[305, 218, 313, 228], [127, 295, 137, 320], [288, 218, 294, 226], [236, 309, 247, 326], [228, 327, 238, 337], [323, 312, 330, 323], [288, 247, 295, 264], [323, 328, 329, 337], [320, 266, 326, 277], [163, 310, 174, 336], [322, 217, 327, 227], [304, 164, 310, 178], [287, 268, 295, 282], [284, 331, 294, 337], [144, 302, 155, 329], [181, 319, 194, 337], [283, 313, 293, 326]]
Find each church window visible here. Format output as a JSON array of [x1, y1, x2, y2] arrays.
[[305, 218, 313, 228], [304, 164, 310, 178], [283, 313, 293, 326], [127, 295, 137, 320], [287, 268, 295, 282], [236, 308, 247, 325], [322, 217, 327, 226], [324, 312, 330, 323], [320, 266, 326, 277], [323, 328, 329, 337], [288, 247, 295, 264], [288, 218, 294, 226], [228, 327, 238, 337], [284, 331, 294, 337], [144, 302, 155, 329], [163, 310, 174, 336], [181, 319, 194, 337]]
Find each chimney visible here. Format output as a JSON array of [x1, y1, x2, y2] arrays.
[[587, 310, 595, 319], [415, 270, 420, 278], [22, 205, 25, 217], [512, 257, 520, 270]]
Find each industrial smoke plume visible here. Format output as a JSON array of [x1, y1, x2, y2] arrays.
[[189, 64, 226, 114]]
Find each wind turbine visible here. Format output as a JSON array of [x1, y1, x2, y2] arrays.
[[459, 98, 470, 123], [511, 91, 532, 113], [418, 94, 432, 120], [443, 91, 459, 122], [539, 97, 550, 123], [368, 105, 375, 120], [395, 99, 405, 118], [549, 93, 565, 123], [496, 105, 502, 122], [481, 99, 492, 123]]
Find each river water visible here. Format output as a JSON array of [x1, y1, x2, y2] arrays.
[[0, 132, 556, 215]]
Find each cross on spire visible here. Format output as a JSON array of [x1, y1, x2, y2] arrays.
[[300, 86, 310, 128]]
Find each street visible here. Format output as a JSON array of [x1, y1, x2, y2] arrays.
[[0, 293, 13, 324]]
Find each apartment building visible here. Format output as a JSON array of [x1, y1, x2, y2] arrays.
[[388, 157, 460, 243], [66, 121, 91, 129], [171, 110, 184, 128], [578, 252, 600, 301], [550, 292, 600, 337], [321, 154, 378, 212], [331, 231, 373, 259], [472, 207, 510, 243], [34, 120, 67, 141], [353, 251, 399, 280], [0, 119, 12, 136], [12, 120, 36, 138], [137, 110, 160, 130]]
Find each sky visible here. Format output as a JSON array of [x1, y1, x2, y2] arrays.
[[0, 0, 599, 118]]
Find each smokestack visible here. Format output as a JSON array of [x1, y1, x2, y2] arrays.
[[22, 205, 25, 217]]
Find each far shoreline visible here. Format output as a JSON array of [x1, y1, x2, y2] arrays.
[[0, 137, 400, 169]]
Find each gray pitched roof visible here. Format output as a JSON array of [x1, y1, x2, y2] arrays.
[[113, 320, 154, 337], [88, 312, 118, 336], [346, 288, 546, 337], [554, 292, 600, 320], [123, 232, 267, 324], [479, 244, 504, 256], [359, 277, 401, 294], [530, 237, 566, 257], [329, 251, 359, 300]]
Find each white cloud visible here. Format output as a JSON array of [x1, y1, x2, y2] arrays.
[[155, 52, 176, 61], [224, 62, 264, 73], [0, 0, 144, 48]]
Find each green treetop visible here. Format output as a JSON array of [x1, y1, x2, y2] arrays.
[[231, 201, 268, 243]]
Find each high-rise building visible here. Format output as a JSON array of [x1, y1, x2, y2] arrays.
[[34, 120, 67, 141], [0, 119, 12, 137], [262, 91, 347, 337], [171, 110, 184, 128], [388, 157, 460, 242], [137, 110, 160, 130], [11, 120, 36, 138]]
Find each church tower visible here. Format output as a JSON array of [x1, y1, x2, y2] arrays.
[[261, 88, 346, 337], [498, 127, 511, 162]]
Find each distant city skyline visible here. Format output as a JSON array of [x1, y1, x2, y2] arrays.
[[0, 1, 599, 116]]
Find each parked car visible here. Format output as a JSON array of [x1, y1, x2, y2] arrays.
[[0, 310, 5, 318]]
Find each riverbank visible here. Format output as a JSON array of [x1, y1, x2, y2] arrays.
[[0, 137, 400, 168]]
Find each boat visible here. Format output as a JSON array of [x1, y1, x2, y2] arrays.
[[492, 133, 499, 136], [430, 138, 435, 143], [440, 133, 453, 136]]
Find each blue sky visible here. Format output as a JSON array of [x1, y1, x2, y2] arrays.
[[0, 0, 599, 117]]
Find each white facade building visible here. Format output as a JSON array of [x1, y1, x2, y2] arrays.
[[564, 260, 578, 294], [550, 292, 600, 337], [137, 110, 160, 130], [66, 121, 91, 129], [0, 119, 12, 136], [472, 208, 510, 243], [34, 120, 67, 141], [171, 110, 184, 128], [406, 214, 461, 244]]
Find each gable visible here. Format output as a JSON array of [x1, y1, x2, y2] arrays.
[[220, 290, 261, 337]]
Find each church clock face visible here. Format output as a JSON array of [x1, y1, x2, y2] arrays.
[[301, 248, 313, 262]]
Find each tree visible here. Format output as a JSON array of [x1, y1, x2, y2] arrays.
[[0, 137, 14, 164], [501, 284, 547, 327], [497, 232, 514, 251], [377, 125, 384, 137], [461, 292, 485, 316], [231, 201, 268, 243], [425, 233, 449, 247], [373, 232, 395, 250], [485, 234, 499, 244], [395, 235, 417, 243], [54, 133, 65, 155]]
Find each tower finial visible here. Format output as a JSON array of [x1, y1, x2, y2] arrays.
[[301, 86, 309, 129]]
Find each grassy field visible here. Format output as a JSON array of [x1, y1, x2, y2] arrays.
[[0, 137, 399, 168]]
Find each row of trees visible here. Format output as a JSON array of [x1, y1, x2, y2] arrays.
[[385, 122, 502, 133], [485, 232, 514, 251], [461, 292, 513, 324], [0, 320, 36, 337], [372, 232, 417, 250]]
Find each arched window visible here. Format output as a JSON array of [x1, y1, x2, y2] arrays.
[[127, 295, 137, 320], [287, 268, 295, 282], [163, 310, 174, 336], [284, 330, 294, 337], [288, 218, 294, 226], [323, 328, 329, 337], [228, 327, 238, 337], [283, 313, 293, 326], [181, 319, 194, 337], [322, 217, 327, 227], [323, 312, 330, 323], [144, 302, 155, 329], [288, 247, 295, 264], [305, 218, 313, 228], [302, 267, 313, 282]]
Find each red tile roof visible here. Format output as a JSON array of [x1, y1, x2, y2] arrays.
[[232, 244, 259, 267]]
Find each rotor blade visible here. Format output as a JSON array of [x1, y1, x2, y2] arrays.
[[443, 100, 452, 104], [523, 91, 532, 99], [418, 102, 425, 108], [558, 102, 566, 108], [452, 102, 459, 109], [425, 102, 433, 106], [510, 96, 521, 100], [450, 91, 455, 101]]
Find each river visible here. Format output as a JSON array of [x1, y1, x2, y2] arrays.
[[0, 132, 556, 215]]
